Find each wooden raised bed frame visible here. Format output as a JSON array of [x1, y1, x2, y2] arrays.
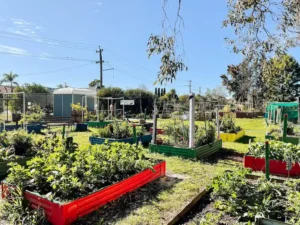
[[1, 161, 166, 225]]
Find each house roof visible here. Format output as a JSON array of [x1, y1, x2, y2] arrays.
[[0, 85, 13, 93]]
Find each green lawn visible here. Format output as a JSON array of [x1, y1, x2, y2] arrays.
[[0, 118, 267, 225]]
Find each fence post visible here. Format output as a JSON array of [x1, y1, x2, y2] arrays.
[[62, 124, 66, 139], [151, 101, 157, 144], [132, 124, 137, 146], [265, 141, 270, 180], [283, 114, 288, 142], [189, 93, 195, 148]]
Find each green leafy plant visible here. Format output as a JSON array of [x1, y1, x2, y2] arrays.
[[92, 120, 135, 139], [162, 119, 216, 147], [248, 140, 300, 164], [71, 102, 87, 112], [210, 170, 296, 223], [21, 104, 44, 124], [1, 185, 46, 225], [219, 112, 242, 133], [5, 142, 156, 202]]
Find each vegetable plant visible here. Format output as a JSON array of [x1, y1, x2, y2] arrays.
[[210, 170, 300, 224], [92, 120, 136, 139], [219, 112, 242, 133], [248, 140, 300, 164], [5, 141, 156, 202]]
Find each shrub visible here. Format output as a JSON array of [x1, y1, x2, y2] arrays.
[[8, 129, 33, 156], [219, 113, 241, 133]]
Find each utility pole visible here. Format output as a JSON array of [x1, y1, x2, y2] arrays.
[[198, 87, 201, 96], [96, 46, 104, 87], [188, 80, 192, 93]]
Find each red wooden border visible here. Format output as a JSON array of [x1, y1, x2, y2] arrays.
[[150, 127, 164, 134], [244, 155, 300, 177], [2, 161, 166, 225]]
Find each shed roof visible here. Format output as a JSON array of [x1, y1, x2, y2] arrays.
[[53, 87, 97, 96]]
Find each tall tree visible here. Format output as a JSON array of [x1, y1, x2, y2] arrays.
[[1, 71, 18, 92], [224, 0, 300, 61], [14, 83, 49, 94], [262, 55, 300, 102], [221, 59, 257, 102], [89, 79, 101, 88]]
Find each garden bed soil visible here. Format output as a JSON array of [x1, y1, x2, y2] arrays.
[[89, 134, 152, 146], [149, 140, 222, 159], [244, 155, 300, 177], [219, 129, 245, 142], [1, 161, 166, 225], [0, 157, 32, 177]]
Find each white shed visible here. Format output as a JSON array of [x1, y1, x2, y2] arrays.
[[53, 87, 97, 117]]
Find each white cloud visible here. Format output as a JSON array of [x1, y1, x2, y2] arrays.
[[11, 18, 31, 26], [94, 1, 102, 7], [0, 45, 27, 55], [10, 18, 42, 38]]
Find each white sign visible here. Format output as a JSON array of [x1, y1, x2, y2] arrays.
[[120, 100, 135, 105]]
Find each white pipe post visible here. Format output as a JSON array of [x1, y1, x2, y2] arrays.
[[216, 107, 220, 139], [22, 92, 25, 129], [122, 97, 125, 119], [189, 93, 195, 148], [151, 100, 157, 144]]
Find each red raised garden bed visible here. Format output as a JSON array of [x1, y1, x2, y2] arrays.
[[244, 155, 300, 177], [2, 161, 166, 225], [150, 127, 164, 134]]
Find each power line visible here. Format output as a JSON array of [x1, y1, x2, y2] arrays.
[[0, 51, 97, 62], [21, 62, 94, 76], [0, 31, 97, 49]]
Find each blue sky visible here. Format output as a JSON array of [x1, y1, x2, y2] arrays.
[[0, 0, 243, 95]]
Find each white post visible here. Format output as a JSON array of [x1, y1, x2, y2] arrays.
[[22, 92, 25, 129], [151, 100, 157, 144], [216, 107, 220, 139], [189, 93, 195, 148], [122, 97, 125, 119]]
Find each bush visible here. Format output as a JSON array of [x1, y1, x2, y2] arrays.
[[219, 113, 241, 133], [8, 129, 33, 156]]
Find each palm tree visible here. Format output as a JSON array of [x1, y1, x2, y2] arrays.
[[1, 71, 19, 92]]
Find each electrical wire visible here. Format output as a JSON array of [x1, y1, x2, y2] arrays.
[[0, 51, 97, 62], [0, 31, 97, 49], [21, 62, 94, 76]]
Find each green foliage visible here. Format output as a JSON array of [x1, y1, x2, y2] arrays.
[[97, 87, 124, 98], [6, 142, 155, 202], [14, 83, 49, 94], [248, 140, 300, 164], [211, 170, 297, 223], [1, 186, 46, 225], [92, 120, 134, 139], [21, 104, 44, 124], [1, 71, 18, 92], [147, 35, 188, 84], [71, 102, 87, 112], [220, 113, 242, 133], [263, 55, 300, 102], [162, 119, 216, 147]]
